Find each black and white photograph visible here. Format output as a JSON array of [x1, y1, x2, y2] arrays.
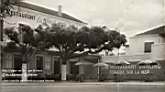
[[0, 0, 165, 92]]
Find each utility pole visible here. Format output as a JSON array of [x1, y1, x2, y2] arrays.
[[0, 0, 21, 83], [0, 0, 4, 83], [0, 0, 3, 83]]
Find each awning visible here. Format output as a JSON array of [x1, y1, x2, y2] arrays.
[[75, 61, 93, 66], [103, 57, 130, 65], [115, 60, 130, 65], [138, 59, 156, 64], [93, 62, 109, 67]]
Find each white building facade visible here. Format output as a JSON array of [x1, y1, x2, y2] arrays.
[[127, 25, 165, 61], [4, 2, 86, 29]]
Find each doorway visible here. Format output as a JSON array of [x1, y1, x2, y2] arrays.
[[13, 55, 22, 70], [54, 57, 61, 80]]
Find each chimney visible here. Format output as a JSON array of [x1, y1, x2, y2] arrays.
[[58, 5, 62, 17]]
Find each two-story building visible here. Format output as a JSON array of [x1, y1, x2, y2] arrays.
[[1, 1, 87, 81]]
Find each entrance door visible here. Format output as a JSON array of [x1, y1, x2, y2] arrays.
[[36, 56, 44, 70], [14, 55, 22, 70], [70, 62, 79, 80], [54, 60, 60, 74], [54, 57, 61, 80]]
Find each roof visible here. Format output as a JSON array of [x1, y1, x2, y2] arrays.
[[13, 1, 86, 24], [135, 24, 165, 36]]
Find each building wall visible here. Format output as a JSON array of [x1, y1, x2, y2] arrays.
[[152, 43, 165, 60], [2, 53, 13, 69], [2, 52, 56, 74], [127, 34, 165, 55], [105, 61, 165, 81], [81, 61, 165, 81], [2, 51, 77, 76]]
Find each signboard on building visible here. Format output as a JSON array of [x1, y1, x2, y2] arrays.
[[4, 4, 85, 29], [109, 64, 161, 75]]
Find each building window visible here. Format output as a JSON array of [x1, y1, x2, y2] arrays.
[[36, 55, 44, 70], [144, 42, 154, 53]]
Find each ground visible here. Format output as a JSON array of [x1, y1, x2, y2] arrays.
[[1, 82, 165, 92]]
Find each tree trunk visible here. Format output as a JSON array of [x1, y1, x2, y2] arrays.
[[21, 63, 28, 82], [118, 48, 120, 56], [21, 55, 28, 82], [60, 55, 69, 81], [61, 64, 67, 81]]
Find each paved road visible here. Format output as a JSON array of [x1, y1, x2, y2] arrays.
[[1, 82, 165, 92]]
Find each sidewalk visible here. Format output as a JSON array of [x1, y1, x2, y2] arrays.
[[1, 81, 165, 86]]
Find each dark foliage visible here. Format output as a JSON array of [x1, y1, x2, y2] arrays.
[[4, 23, 127, 64]]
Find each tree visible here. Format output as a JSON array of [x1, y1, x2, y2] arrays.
[[107, 31, 127, 55], [4, 24, 49, 62], [4, 22, 127, 81], [0, 0, 21, 82], [4, 24, 50, 82], [40, 24, 127, 80]]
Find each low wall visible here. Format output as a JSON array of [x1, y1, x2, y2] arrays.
[[103, 61, 165, 81], [82, 61, 165, 81]]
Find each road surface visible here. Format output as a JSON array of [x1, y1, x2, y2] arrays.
[[1, 82, 165, 92]]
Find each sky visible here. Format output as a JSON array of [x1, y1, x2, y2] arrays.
[[24, 0, 165, 37]]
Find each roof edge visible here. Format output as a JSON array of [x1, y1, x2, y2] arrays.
[[13, 1, 87, 24], [132, 24, 165, 37]]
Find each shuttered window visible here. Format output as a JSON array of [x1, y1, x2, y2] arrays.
[[144, 42, 154, 53]]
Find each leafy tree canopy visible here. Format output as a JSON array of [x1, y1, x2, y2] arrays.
[[0, 0, 21, 17], [4, 23, 127, 64], [39, 24, 127, 64], [4, 24, 48, 62]]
